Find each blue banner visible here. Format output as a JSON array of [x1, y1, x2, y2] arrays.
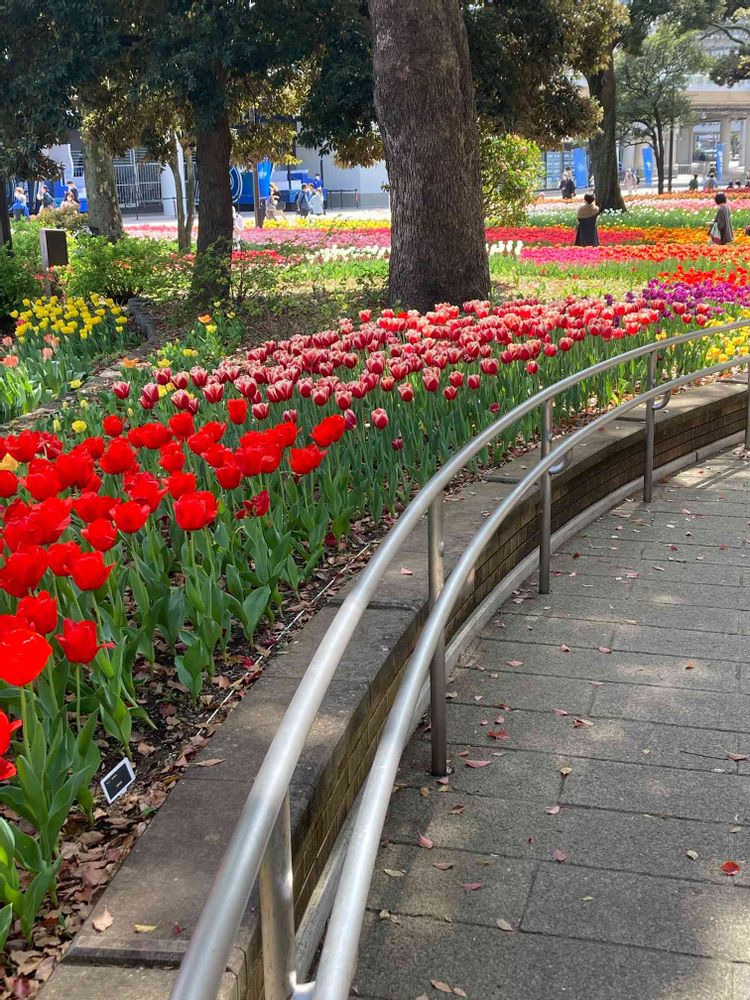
[[716, 143, 724, 181], [256, 159, 273, 199], [642, 147, 654, 186], [572, 147, 588, 189]]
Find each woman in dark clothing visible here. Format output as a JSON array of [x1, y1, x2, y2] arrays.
[[575, 193, 599, 247], [559, 169, 576, 200], [710, 192, 733, 245]]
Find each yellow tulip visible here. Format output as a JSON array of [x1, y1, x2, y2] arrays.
[[72, 420, 87, 433]]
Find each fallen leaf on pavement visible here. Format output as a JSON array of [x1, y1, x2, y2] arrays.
[[546, 805, 561, 815], [552, 849, 567, 862], [560, 766, 573, 776], [384, 869, 406, 878], [722, 860, 741, 876], [553, 708, 568, 717], [507, 660, 524, 668], [433, 862, 454, 871], [418, 833, 434, 850], [559, 644, 571, 652], [92, 908, 113, 932], [431, 980, 452, 994], [194, 758, 225, 768], [686, 850, 699, 861], [134, 924, 158, 933], [496, 918, 514, 932], [465, 759, 491, 768], [461, 882, 483, 891]]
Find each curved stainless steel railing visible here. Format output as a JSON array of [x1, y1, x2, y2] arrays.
[[170, 317, 750, 1000]]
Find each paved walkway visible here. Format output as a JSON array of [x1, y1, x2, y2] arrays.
[[354, 448, 750, 1000]]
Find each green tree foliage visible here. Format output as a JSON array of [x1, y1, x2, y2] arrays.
[[479, 127, 543, 224], [616, 25, 708, 192]]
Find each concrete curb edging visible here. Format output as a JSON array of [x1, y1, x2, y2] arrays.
[[39, 377, 749, 1000]]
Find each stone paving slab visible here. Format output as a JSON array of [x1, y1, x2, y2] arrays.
[[353, 913, 735, 1000], [592, 681, 750, 733], [522, 866, 750, 962], [355, 452, 750, 998], [501, 594, 742, 633], [396, 743, 567, 802], [369, 844, 536, 927], [432, 702, 740, 771], [560, 758, 750, 822], [470, 641, 740, 692], [548, 550, 744, 585]]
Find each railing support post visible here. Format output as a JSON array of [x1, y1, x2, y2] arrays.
[[259, 793, 296, 1000], [745, 367, 750, 451], [644, 353, 657, 504], [428, 497, 447, 777], [539, 400, 553, 595]]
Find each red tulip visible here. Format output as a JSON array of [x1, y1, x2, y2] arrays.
[[227, 398, 248, 424], [216, 464, 242, 489], [102, 415, 124, 438], [0, 711, 22, 780], [0, 628, 52, 685], [167, 471, 197, 499], [74, 492, 119, 524], [70, 552, 114, 591], [139, 383, 160, 410], [0, 471, 17, 498], [17, 591, 58, 635], [526, 361, 539, 375], [81, 518, 118, 552], [371, 408, 389, 430], [443, 386, 458, 401], [467, 374, 480, 389], [204, 382, 224, 403], [174, 491, 218, 531], [0, 549, 48, 597], [47, 541, 82, 577], [236, 489, 271, 519], [311, 414, 346, 447], [56, 619, 113, 664], [252, 402, 270, 420], [392, 437, 404, 451], [160, 442, 186, 472], [398, 383, 414, 402], [112, 381, 131, 399], [113, 501, 151, 534], [99, 439, 137, 475], [288, 445, 326, 476]]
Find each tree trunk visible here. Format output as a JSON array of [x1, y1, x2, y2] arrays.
[[368, 0, 489, 311], [185, 145, 196, 249], [169, 133, 189, 253], [586, 55, 626, 213], [667, 126, 674, 193], [81, 136, 124, 240], [193, 114, 233, 301], [0, 182, 11, 249]]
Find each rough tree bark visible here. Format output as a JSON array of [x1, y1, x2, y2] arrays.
[[0, 182, 11, 249], [586, 55, 626, 213], [368, 0, 489, 311], [193, 114, 233, 301], [81, 136, 124, 240], [184, 145, 197, 250]]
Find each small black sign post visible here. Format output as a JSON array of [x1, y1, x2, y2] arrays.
[[39, 228, 69, 295]]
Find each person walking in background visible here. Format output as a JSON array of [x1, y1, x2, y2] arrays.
[[66, 179, 79, 203], [61, 191, 79, 212], [10, 189, 29, 219], [623, 168, 637, 195], [232, 206, 245, 243], [265, 183, 285, 222], [574, 193, 599, 247], [35, 184, 54, 213], [308, 186, 325, 216], [710, 192, 733, 245], [559, 169, 575, 200], [688, 173, 700, 191], [297, 184, 310, 218]]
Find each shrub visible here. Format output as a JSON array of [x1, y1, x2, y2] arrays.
[[60, 234, 185, 303], [479, 126, 543, 226]]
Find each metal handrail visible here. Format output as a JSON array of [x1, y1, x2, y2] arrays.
[[170, 317, 750, 1000]]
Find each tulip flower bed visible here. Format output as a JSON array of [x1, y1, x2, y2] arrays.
[[1, 296, 136, 423], [2, 258, 750, 989]]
